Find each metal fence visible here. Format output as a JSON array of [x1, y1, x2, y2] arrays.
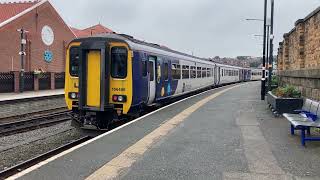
[[24, 72, 34, 91], [0, 72, 14, 93], [54, 73, 65, 89], [39, 72, 51, 90]]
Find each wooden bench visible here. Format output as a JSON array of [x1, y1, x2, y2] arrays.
[[283, 99, 320, 146]]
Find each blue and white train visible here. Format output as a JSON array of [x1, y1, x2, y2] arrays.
[[65, 34, 262, 129]]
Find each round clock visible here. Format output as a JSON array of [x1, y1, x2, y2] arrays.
[[41, 25, 54, 46]]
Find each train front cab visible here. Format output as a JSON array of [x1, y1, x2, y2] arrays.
[[66, 38, 133, 129]]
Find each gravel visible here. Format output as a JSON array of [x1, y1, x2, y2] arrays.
[[0, 97, 65, 119], [0, 121, 84, 171]]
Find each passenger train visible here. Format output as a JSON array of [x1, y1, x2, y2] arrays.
[[65, 34, 263, 129]]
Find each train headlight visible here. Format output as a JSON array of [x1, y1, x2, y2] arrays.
[[69, 92, 78, 99], [118, 96, 124, 102], [112, 95, 127, 102]]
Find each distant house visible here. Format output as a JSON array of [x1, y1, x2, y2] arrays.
[[71, 24, 114, 38]]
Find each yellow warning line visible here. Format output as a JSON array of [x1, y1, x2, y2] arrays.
[[86, 84, 242, 180]]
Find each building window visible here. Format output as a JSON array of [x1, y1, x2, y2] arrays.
[[111, 47, 127, 79]]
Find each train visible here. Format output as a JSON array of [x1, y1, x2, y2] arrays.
[[65, 33, 263, 129]]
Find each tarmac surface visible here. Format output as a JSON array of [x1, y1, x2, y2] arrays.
[[12, 82, 320, 180]]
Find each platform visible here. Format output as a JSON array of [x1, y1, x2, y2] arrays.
[[10, 82, 320, 180], [0, 89, 64, 103]]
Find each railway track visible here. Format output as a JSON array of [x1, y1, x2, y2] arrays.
[[0, 136, 92, 179], [0, 109, 71, 137]]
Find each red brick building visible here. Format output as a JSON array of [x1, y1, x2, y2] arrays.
[[0, 0, 75, 92], [0, 0, 115, 93], [71, 24, 114, 37], [0, 0, 75, 73]]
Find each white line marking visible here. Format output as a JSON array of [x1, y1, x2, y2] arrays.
[[7, 83, 237, 180]]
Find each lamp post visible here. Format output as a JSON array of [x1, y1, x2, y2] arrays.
[[268, 0, 275, 91], [17, 28, 28, 93], [246, 14, 272, 100], [261, 0, 268, 100]]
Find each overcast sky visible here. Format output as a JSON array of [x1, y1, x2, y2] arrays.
[[2, 0, 320, 58]]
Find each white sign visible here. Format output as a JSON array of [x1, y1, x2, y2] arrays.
[[21, 39, 27, 44], [41, 25, 54, 46]]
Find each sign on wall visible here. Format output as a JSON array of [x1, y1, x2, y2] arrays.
[[44, 50, 53, 63]]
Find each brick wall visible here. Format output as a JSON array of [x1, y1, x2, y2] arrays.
[[0, 1, 75, 73], [277, 7, 320, 101]]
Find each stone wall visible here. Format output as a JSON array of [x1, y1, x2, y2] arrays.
[[277, 7, 320, 101]]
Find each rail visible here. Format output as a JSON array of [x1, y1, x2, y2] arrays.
[[0, 136, 92, 179], [0, 110, 71, 136]]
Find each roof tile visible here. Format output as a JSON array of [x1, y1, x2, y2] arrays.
[[0, 1, 39, 23], [71, 24, 114, 37]]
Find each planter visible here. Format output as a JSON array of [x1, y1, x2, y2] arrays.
[[265, 85, 278, 93], [267, 91, 303, 114]]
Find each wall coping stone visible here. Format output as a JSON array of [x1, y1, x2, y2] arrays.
[[279, 69, 320, 79]]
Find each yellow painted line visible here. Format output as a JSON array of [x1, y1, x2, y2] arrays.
[[86, 84, 242, 180], [7, 83, 240, 180]]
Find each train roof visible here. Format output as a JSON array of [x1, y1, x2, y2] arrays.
[[73, 33, 257, 70]]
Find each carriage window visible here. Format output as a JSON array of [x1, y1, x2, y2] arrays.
[[207, 68, 211, 77], [142, 60, 147, 77], [172, 64, 181, 79], [222, 69, 224, 76], [164, 63, 168, 80], [190, 66, 196, 78], [149, 61, 154, 81], [111, 47, 127, 78], [69, 47, 79, 77], [202, 67, 206, 78], [182, 65, 189, 79], [197, 67, 201, 78]]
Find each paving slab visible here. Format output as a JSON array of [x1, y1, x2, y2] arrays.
[[120, 82, 320, 180], [0, 89, 64, 102]]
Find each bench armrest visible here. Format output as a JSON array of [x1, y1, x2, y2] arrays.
[[294, 110, 310, 113]]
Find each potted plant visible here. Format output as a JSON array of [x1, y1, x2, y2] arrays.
[[265, 76, 279, 92], [267, 85, 303, 114], [33, 68, 45, 78]]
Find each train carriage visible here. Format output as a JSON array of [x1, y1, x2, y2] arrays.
[[65, 34, 258, 129]]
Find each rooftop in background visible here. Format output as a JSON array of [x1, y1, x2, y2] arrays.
[[0, 0, 39, 24], [71, 24, 114, 38]]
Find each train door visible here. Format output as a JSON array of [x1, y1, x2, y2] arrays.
[[147, 56, 156, 104], [214, 65, 217, 85], [155, 57, 165, 99], [86, 50, 101, 108], [217, 67, 221, 84]]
